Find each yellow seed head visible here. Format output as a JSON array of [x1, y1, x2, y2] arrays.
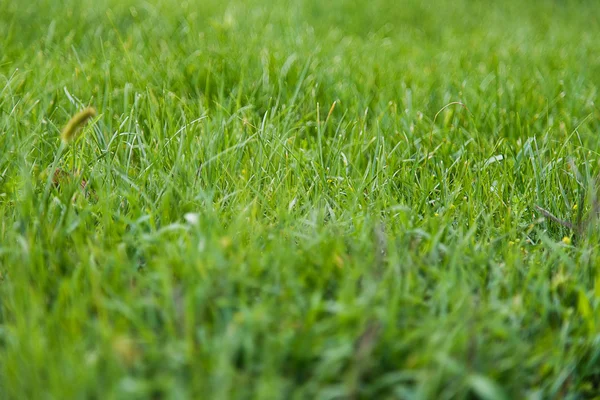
[[61, 107, 97, 143], [112, 335, 140, 367]]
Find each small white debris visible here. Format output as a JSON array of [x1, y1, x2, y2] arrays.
[[184, 212, 200, 226]]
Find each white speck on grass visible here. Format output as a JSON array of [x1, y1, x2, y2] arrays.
[[184, 213, 200, 226]]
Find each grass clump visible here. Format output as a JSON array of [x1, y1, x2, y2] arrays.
[[1, 0, 600, 398]]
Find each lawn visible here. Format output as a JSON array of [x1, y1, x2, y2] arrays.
[[1, 0, 600, 398]]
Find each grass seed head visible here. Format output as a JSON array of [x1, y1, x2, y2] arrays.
[[61, 107, 97, 143]]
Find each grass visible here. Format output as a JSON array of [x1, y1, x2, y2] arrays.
[[1, 0, 600, 398]]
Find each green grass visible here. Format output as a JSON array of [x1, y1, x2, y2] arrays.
[[1, 0, 600, 398]]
